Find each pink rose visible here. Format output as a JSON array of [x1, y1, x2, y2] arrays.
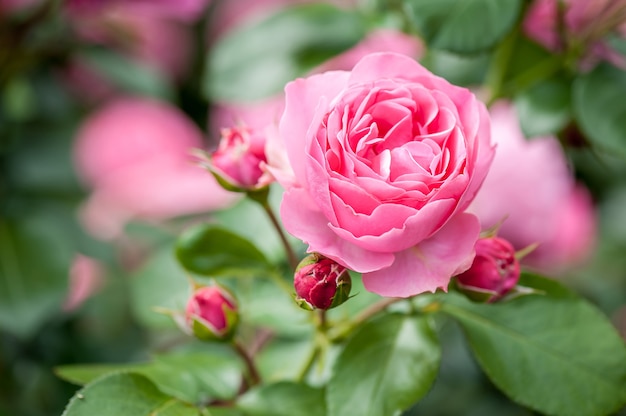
[[468, 102, 596, 273], [271, 52, 495, 297], [74, 97, 238, 240]]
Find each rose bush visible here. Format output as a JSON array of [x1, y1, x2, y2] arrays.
[[270, 52, 495, 297]]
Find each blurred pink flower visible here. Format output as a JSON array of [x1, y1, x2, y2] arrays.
[[66, 2, 194, 82], [468, 102, 596, 273], [66, 0, 209, 21], [0, 0, 43, 14], [74, 97, 238, 240], [64, 254, 105, 311], [523, 0, 626, 69]]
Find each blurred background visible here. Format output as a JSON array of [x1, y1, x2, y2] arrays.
[[1, 0, 625, 415]]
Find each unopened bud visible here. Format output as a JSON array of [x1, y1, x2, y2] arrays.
[[209, 125, 267, 191], [456, 237, 520, 303], [294, 254, 351, 310], [185, 285, 238, 341]]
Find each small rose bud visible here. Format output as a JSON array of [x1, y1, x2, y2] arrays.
[[185, 285, 238, 341], [294, 254, 351, 310], [456, 237, 520, 303], [210, 125, 267, 190]]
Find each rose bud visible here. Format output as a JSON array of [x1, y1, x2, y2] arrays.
[[185, 285, 238, 341], [209, 125, 268, 191], [455, 237, 520, 303], [294, 254, 352, 310]]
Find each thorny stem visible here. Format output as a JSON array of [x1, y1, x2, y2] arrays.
[[233, 339, 261, 392], [260, 201, 299, 270]]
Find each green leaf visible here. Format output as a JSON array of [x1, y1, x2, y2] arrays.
[[420, 49, 490, 86], [514, 76, 572, 137], [440, 279, 626, 416], [57, 351, 242, 404], [62, 373, 199, 416], [237, 382, 325, 416], [403, 0, 522, 54], [0, 214, 71, 338], [213, 186, 304, 263], [176, 224, 270, 277], [573, 63, 626, 157], [327, 313, 441, 416], [205, 3, 366, 101]]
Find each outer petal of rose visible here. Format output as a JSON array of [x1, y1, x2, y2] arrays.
[[458, 102, 495, 211], [280, 71, 350, 185], [362, 213, 480, 297], [329, 198, 457, 252], [281, 187, 395, 272], [347, 52, 432, 86]]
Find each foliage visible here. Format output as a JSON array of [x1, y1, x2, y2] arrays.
[[1, 0, 626, 415]]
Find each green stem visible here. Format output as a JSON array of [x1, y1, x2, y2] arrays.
[[485, 25, 520, 106], [233, 339, 261, 390], [260, 201, 299, 270], [295, 341, 322, 382]]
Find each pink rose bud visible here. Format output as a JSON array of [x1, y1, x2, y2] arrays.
[[456, 237, 521, 303], [185, 286, 238, 341], [210, 125, 268, 190], [294, 254, 352, 310]]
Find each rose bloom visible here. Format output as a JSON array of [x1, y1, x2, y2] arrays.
[[467, 102, 596, 273], [269, 52, 495, 297], [74, 97, 238, 240]]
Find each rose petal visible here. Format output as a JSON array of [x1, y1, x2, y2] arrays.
[[362, 213, 480, 297], [348, 52, 431, 85], [281, 187, 395, 272], [329, 198, 457, 252], [281, 71, 350, 184]]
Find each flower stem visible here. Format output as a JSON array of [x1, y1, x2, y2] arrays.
[[260, 201, 299, 270], [233, 339, 261, 391], [295, 341, 321, 382]]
